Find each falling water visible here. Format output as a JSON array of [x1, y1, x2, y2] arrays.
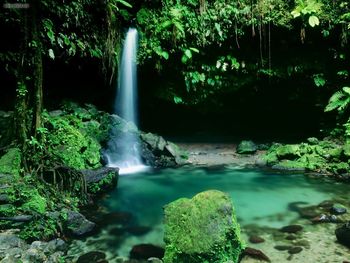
[[105, 28, 147, 174]]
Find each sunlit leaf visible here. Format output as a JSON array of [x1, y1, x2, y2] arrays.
[[184, 49, 192, 59], [308, 15, 320, 27], [48, 49, 55, 60]]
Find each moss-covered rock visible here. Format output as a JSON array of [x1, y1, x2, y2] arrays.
[[163, 190, 244, 263], [82, 167, 119, 195], [236, 140, 257, 154], [262, 138, 350, 176], [46, 116, 102, 169], [272, 160, 306, 171], [275, 144, 300, 160], [0, 148, 21, 176]]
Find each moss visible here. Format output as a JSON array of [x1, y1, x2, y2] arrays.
[[275, 144, 300, 160], [87, 171, 117, 194], [0, 204, 16, 216], [46, 116, 102, 169], [329, 162, 349, 174], [272, 160, 307, 171], [343, 143, 350, 158], [163, 190, 244, 263], [0, 148, 21, 176], [19, 216, 58, 241], [21, 191, 47, 214]]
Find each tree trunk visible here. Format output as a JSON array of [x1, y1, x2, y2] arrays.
[[14, 0, 43, 171]]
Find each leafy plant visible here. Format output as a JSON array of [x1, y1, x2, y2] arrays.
[[325, 87, 350, 113]]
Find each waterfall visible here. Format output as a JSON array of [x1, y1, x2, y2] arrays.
[[105, 28, 147, 175]]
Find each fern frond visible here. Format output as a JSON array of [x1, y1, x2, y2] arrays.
[[325, 91, 346, 112]]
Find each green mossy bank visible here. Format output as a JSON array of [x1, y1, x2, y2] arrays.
[[0, 103, 187, 242], [262, 137, 350, 178]]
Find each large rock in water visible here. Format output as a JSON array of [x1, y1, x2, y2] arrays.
[[65, 210, 95, 237], [163, 190, 244, 263]]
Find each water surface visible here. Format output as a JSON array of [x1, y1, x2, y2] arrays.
[[69, 166, 347, 259]]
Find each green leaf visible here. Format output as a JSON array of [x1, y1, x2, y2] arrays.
[[343, 87, 350, 95], [214, 23, 222, 37], [48, 49, 55, 60], [161, 51, 169, 60], [47, 31, 55, 43], [322, 30, 329, 37], [189, 47, 199, 53], [291, 10, 301, 18], [313, 74, 325, 87], [308, 15, 320, 27], [161, 20, 173, 29], [173, 96, 183, 104], [181, 55, 188, 64], [184, 49, 192, 59], [116, 0, 132, 8]]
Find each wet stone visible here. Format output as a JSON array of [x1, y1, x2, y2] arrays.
[[285, 235, 297, 240], [330, 204, 347, 215], [274, 245, 292, 251], [311, 214, 342, 224], [318, 200, 334, 209], [288, 247, 303, 254], [77, 251, 107, 263], [242, 247, 270, 262], [298, 207, 320, 219], [280, 225, 303, 234], [335, 222, 350, 248], [249, 235, 265, 244], [130, 244, 164, 260]]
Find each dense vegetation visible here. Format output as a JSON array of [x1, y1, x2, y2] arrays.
[[1, 0, 350, 259]]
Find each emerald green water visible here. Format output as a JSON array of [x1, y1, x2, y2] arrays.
[[69, 166, 347, 259]]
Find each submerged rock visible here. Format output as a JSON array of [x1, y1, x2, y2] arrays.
[[335, 222, 350, 248], [249, 235, 265, 244], [241, 247, 270, 262], [130, 244, 164, 260], [65, 210, 96, 237], [288, 247, 303, 254], [279, 225, 303, 234], [236, 140, 257, 154], [77, 251, 107, 263], [163, 190, 243, 263]]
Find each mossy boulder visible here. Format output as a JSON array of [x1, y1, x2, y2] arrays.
[[275, 144, 300, 160], [163, 190, 244, 263], [0, 148, 21, 176], [46, 116, 102, 169], [236, 140, 257, 154]]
